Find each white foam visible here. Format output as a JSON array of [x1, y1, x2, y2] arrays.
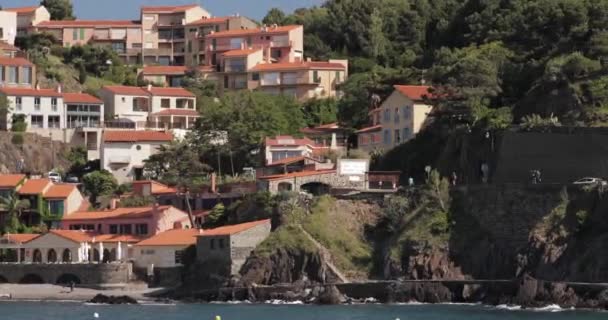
[[495, 304, 522, 311], [532, 304, 565, 312]]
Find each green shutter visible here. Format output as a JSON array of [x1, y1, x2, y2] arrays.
[[80, 28, 85, 40]]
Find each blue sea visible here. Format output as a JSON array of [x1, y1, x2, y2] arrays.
[[0, 302, 605, 320]]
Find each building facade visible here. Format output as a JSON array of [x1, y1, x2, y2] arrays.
[[0, 57, 35, 88], [4, 6, 50, 36], [0, 11, 17, 45]]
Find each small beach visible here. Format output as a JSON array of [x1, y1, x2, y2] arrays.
[[0, 284, 162, 302]]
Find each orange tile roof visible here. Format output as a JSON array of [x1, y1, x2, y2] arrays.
[[63, 92, 103, 104], [0, 57, 33, 67], [2, 233, 40, 244], [0, 88, 61, 97], [94, 234, 143, 243], [142, 65, 188, 75], [258, 169, 336, 181], [103, 130, 174, 143], [198, 219, 270, 236], [141, 4, 199, 13], [132, 180, 177, 195], [206, 25, 301, 38], [37, 20, 141, 28], [356, 125, 383, 134], [0, 41, 19, 52], [251, 61, 346, 72], [222, 48, 261, 57], [4, 6, 39, 14], [62, 205, 172, 221], [393, 85, 434, 101], [146, 87, 196, 97], [151, 109, 199, 117], [267, 156, 306, 167], [17, 179, 52, 195], [300, 123, 342, 134], [43, 184, 76, 199], [186, 17, 229, 26], [136, 228, 201, 246], [48, 229, 94, 243], [102, 85, 149, 96], [0, 174, 26, 188]]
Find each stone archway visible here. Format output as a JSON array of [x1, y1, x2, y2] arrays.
[[19, 274, 44, 284], [47, 249, 57, 263], [62, 249, 72, 263], [56, 274, 81, 285], [300, 182, 331, 196], [32, 249, 42, 263]]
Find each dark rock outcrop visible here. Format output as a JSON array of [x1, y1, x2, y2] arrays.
[[238, 248, 327, 286], [88, 294, 138, 304]]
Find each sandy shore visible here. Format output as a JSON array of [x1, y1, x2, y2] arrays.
[[0, 284, 166, 302]]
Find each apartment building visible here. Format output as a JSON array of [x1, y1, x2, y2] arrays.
[[63, 92, 105, 160], [0, 87, 62, 131], [4, 6, 50, 36], [99, 85, 197, 131], [357, 85, 434, 153], [220, 48, 263, 90], [185, 15, 258, 67], [141, 4, 211, 66], [205, 25, 304, 67], [0, 10, 17, 45], [0, 56, 35, 88], [35, 20, 143, 64], [100, 130, 174, 183]]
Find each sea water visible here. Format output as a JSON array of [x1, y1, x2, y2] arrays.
[[0, 301, 605, 320]]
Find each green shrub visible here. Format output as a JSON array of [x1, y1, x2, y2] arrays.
[[11, 114, 27, 132], [11, 133, 24, 145]]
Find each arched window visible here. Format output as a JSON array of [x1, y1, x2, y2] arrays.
[[32, 249, 42, 263], [93, 249, 100, 262], [47, 249, 57, 263], [103, 249, 111, 263], [62, 249, 72, 263]]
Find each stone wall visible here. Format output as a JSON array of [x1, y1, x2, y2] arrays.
[[230, 222, 272, 275], [266, 172, 365, 194], [0, 263, 132, 285]]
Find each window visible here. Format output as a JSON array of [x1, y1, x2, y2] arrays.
[[0, 66, 3, 83], [119, 224, 132, 234], [31, 115, 43, 128], [22, 67, 31, 84], [141, 249, 155, 255], [8, 66, 17, 83], [80, 28, 85, 40], [395, 129, 401, 144], [48, 200, 64, 216], [383, 109, 390, 123], [251, 72, 260, 81], [187, 41, 192, 53], [51, 98, 57, 111], [336, 71, 341, 83], [15, 97, 22, 111], [218, 238, 225, 249], [394, 107, 400, 123], [109, 224, 118, 234], [161, 98, 170, 108], [48, 116, 60, 128], [313, 70, 320, 83], [135, 224, 148, 235], [403, 106, 410, 119], [403, 127, 411, 140], [111, 42, 125, 54], [383, 129, 391, 145], [34, 97, 41, 111], [210, 238, 215, 250], [174, 250, 184, 264], [72, 29, 78, 40], [145, 42, 154, 49]]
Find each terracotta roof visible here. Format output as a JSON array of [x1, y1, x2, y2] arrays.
[[251, 61, 345, 72], [44, 230, 142, 243], [393, 85, 433, 101], [0, 57, 33, 67], [2, 233, 39, 244], [43, 184, 76, 199], [47, 229, 94, 243], [300, 123, 342, 134], [207, 25, 300, 38], [265, 135, 319, 147], [103, 130, 173, 143], [267, 156, 306, 167], [142, 65, 188, 75], [63, 92, 103, 104], [4, 6, 39, 14], [257, 170, 336, 181], [0, 88, 62, 98], [198, 219, 270, 236], [146, 87, 196, 97], [102, 85, 149, 96], [0, 174, 26, 188], [136, 228, 200, 246], [132, 180, 177, 195], [222, 48, 261, 57], [17, 179, 52, 195], [94, 234, 143, 243], [141, 4, 199, 13], [356, 125, 383, 134], [37, 20, 141, 28], [0, 41, 19, 52], [186, 17, 229, 26], [62, 205, 172, 221], [151, 109, 199, 117]]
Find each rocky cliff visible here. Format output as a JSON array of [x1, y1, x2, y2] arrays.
[[0, 132, 71, 174]]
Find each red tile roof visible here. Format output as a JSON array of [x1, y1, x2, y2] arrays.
[[102, 85, 149, 96], [146, 87, 196, 97], [151, 109, 199, 117], [198, 219, 270, 236], [258, 170, 336, 181], [44, 184, 76, 199], [0, 57, 33, 66], [356, 125, 383, 134], [0, 174, 26, 188], [63, 92, 103, 104], [103, 130, 174, 143], [141, 4, 199, 13], [41, 230, 142, 243], [63, 205, 173, 221], [186, 17, 229, 26], [4, 6, 39, 14], [300, 123, 342, 134], [0, 41, 19, 52], [2, 233, 39, 244], [94, 234, 143, 243], [136, 228, 201, 246], [142, 65, 188, 75], [222, 48, 261, 57], [206, 25, 301, 38], [393, 85, 434, 101], [251, 61, 346, 72], [132, 180, 177, 195], [0, 88, 62, 97], [37, 20, 141, 28], [267, 156, 306, 167], [265, 135, 319, 147], [48, 229, 94, 243], [17, 179, 52, 195]]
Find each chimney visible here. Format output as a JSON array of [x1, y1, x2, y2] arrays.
[[147, 84, 152, 91], [56, 85, 62, 94], [35, 84, 40, 90], [211, 173, 217, 193], [306, 57, 312, 62], [272, 24, 278, 29], [110, 198, 118, 209]]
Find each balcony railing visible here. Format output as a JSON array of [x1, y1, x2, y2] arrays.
[[260, 75, 320, 86]]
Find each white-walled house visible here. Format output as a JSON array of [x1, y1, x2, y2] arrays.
[[0, 87, 63, 131], [0, 10, 17, 45], [98, 85, 198, 131], [100, 130, 173, 183]]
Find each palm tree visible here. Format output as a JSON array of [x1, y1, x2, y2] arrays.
[[0, 192, 30, 234]]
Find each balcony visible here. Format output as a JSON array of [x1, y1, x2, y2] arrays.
[[143, 48, 174, 56], [207, 44, 243, 51], [269, 40, 292, 48], [92, 34, 127, 41], [260, 75, 320, 87]]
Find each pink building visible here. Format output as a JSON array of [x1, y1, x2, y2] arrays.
[[61, 205, 192, 237]]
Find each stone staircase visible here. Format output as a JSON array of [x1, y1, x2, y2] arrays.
[[297, 225, 350, 284]]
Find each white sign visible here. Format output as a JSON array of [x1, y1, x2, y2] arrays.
[[338, 159, 369, 176], [207, 130, 228, 146]]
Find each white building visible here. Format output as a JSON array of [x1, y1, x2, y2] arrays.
[[100, 130, 174, 183], [264, 135, 329, 165], [0, 10, 17, 45], [4, 6, 50, 37], [98, 85, 198, 131], [0, 87, 63, 131], [134, 228, 200, 268]]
